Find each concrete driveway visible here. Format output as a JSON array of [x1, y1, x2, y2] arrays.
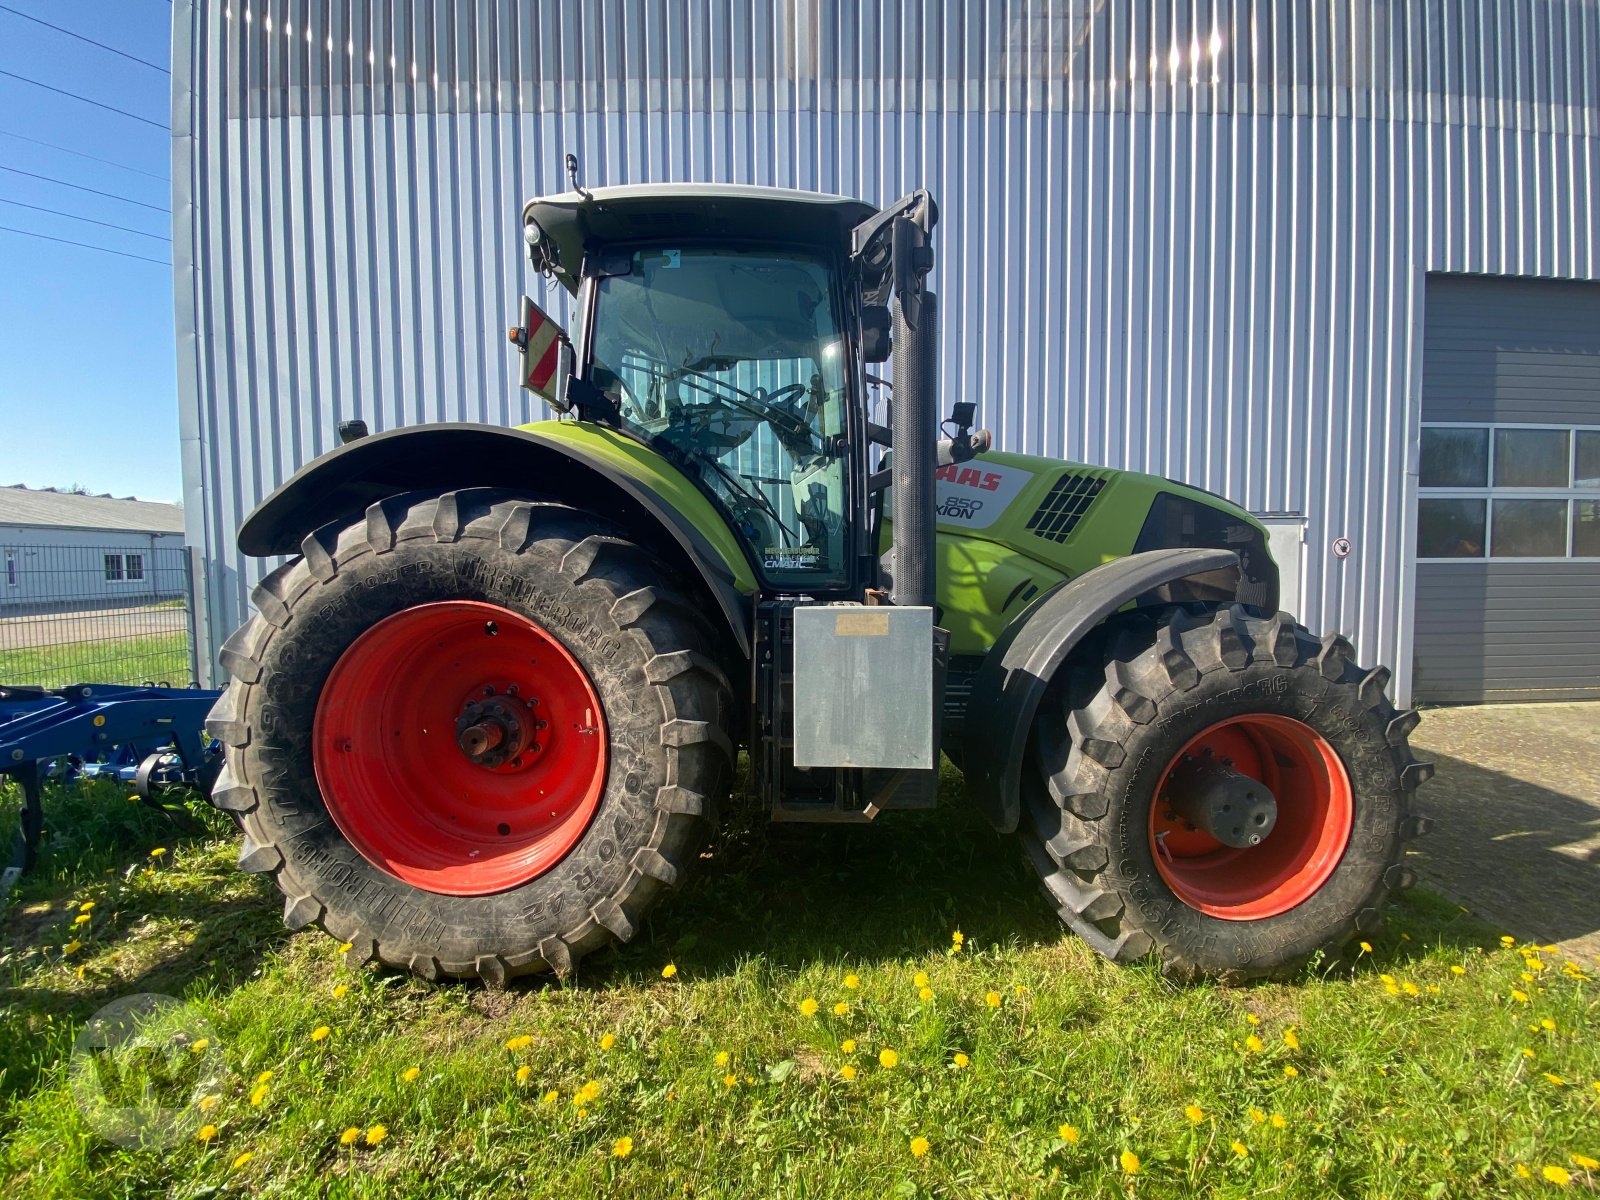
[[1408, 703, 1600, 961]]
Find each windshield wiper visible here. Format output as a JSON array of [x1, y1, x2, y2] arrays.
[[653, 435, 798, 540]]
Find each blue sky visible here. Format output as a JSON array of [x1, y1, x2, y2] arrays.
[[0, 0, 178, 503]]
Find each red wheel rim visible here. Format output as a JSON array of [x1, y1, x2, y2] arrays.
[[1149, 714, 1352, 920], [312, 601, 608, 896]]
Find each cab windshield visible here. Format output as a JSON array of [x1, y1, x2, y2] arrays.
[[587, 246, 851, 588]]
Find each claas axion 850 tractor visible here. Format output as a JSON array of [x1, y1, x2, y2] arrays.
[[207, 181, 1431, 986]]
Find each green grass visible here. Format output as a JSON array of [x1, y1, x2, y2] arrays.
[[0, 632, 191, 689], [1, 771, 1596, 1198]]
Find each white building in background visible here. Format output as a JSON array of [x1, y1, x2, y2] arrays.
[[0, 486, 187, 614], [173, 2, 1600, 704]]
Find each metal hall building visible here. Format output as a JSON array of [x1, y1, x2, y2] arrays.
[[173, 2, 1600, 705]]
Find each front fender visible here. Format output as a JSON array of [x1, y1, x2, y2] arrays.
[[239, 422, 756, 658], [961, 547, 1240, 832]]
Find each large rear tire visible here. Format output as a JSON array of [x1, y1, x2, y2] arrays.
[[1021, 605, 1433, 982], [205, 489, 733, 984]]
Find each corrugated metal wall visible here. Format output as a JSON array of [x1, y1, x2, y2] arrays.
[[173, 1, 1600, 703]]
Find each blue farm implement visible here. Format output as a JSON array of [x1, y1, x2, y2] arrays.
[[0, 684, 223, 895]]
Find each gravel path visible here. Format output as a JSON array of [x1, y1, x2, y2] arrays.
[[1409, 702, 1600, 962]]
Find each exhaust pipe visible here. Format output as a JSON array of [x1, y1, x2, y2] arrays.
[[889, 206, 937, 608]]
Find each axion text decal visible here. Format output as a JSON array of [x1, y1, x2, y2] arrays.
[[934, 462, 1034, 530]]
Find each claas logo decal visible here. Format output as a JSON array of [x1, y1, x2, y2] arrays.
[[936, 465, 1005, 491]]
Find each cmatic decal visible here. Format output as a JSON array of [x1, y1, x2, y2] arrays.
[[933, 462, 1034, 530]]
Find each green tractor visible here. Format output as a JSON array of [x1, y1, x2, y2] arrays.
[[206, 183, 1431, 985]]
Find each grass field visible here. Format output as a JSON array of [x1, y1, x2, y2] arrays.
[[1, 771, 1597, 1198], [0, 632, 191, 689]]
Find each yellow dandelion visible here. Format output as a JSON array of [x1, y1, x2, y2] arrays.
[[879, 1048, 899, 1069], [841, 1039, 856, 1054], [1450, 965, 1466, 975], [1528, 957, 1546, 972], [1244, 1034, 1264, 1053], [515, 1065, 532, 1084], [985, 991, 1002, 1008], [1379, 973, 1396, 985], [913, 971, 930, 989], [833, 1002, 850, 1016], [190, 1038, 210, 1054], [1523, 972, 1536, 983], [1270, 1114, 1287, 1130], [79, 901, 94, 912], [1059, 1124, 1081, 1145], [73, 914, 91, 926], [1524, 1048, 1537, 1058], [1401, 981, 1420, 996], [722, 1073, 737, 1088], [612, 1136, 633, 1158], [1518, 1164, 1534, 1179], [1246, 1013, 1260, 1025], [249, 1084, 269, 1107], [339, 1127, 361, 1146], [1501, 935, 1516, 947], [1248, 1107, 1266, 1124], [1542, 1165, 1571, 1186], [844, 973, 860, 990], [1383, 981, 1401, 995], [1544, 1073, 1567, 1086], [577, 1107, 589, 1119], [338, 942, 353, 954], [1284, 1028, 1301, 1050], [599, 1033, 617, 1051], [506, 1035, 533, 1051], [799, 997, 819, 1017], [402, 1066, 420, 1083], [1284, 1065, 1300, 1078], [714, 1050, 730, 1066], [1185, 1104, 1206, 1124], [953, 1053, 970, 1069], [575, 1080, 601, 1105], [365, 1124, 387, 1146], [661, 962, 678, 978], [919, 987, 934, 1001], [541, 1089, 558, 1104], [951, 930, 964, 945], [1359, 941, 1372, 954], [1232, 1140, 1249, 1157], [197, 1124, 219, 1143], [230, 1151, 253, 1171], [198, 1095, 220, 1112], [1571, 1154, 1599, 1171], [62, 940, 81, 955], [332, 984, 349, 998], [149, 847, 167, 859], [840, 1065, 857, 1081], [310, 1025, 331, 1043], [1512, 989, 1530, 1003], [1540, 1017, 1557, 1031], [1119, 1150, 1140, 1174], [910, 1136, 930, 1158]]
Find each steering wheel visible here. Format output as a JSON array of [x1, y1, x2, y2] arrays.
[[758, 382, 810, 410]]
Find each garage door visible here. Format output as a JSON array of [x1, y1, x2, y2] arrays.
[[1412, 275, 1600, 704]]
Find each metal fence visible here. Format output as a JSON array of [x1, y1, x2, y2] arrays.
[[0, 544, 197, 688]]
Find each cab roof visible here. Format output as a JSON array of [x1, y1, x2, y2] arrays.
[[522, 184, 877, 294]]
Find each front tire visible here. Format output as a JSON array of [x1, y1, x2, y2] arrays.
[[205, 489, 733, 984], [1021, 605, 1433, 982]]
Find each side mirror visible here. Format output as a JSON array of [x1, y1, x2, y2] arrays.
[[860, 303, 892, 363], [510, 295, 573, 411]]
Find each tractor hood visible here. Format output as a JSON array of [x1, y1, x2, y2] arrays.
[[522, 184, 877, 294]]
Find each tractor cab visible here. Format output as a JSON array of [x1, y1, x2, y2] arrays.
[[520, 185, 882, 597]]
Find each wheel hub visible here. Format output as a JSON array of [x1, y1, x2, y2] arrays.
[[1163, 749, 1279, 848], [454, 692, 545, 769]]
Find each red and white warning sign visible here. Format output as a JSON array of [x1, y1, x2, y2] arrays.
[[516, 295, 564, 400]]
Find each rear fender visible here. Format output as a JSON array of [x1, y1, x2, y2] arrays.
[[238, 423, 754, 659], [961, 547, 1240, 832]]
